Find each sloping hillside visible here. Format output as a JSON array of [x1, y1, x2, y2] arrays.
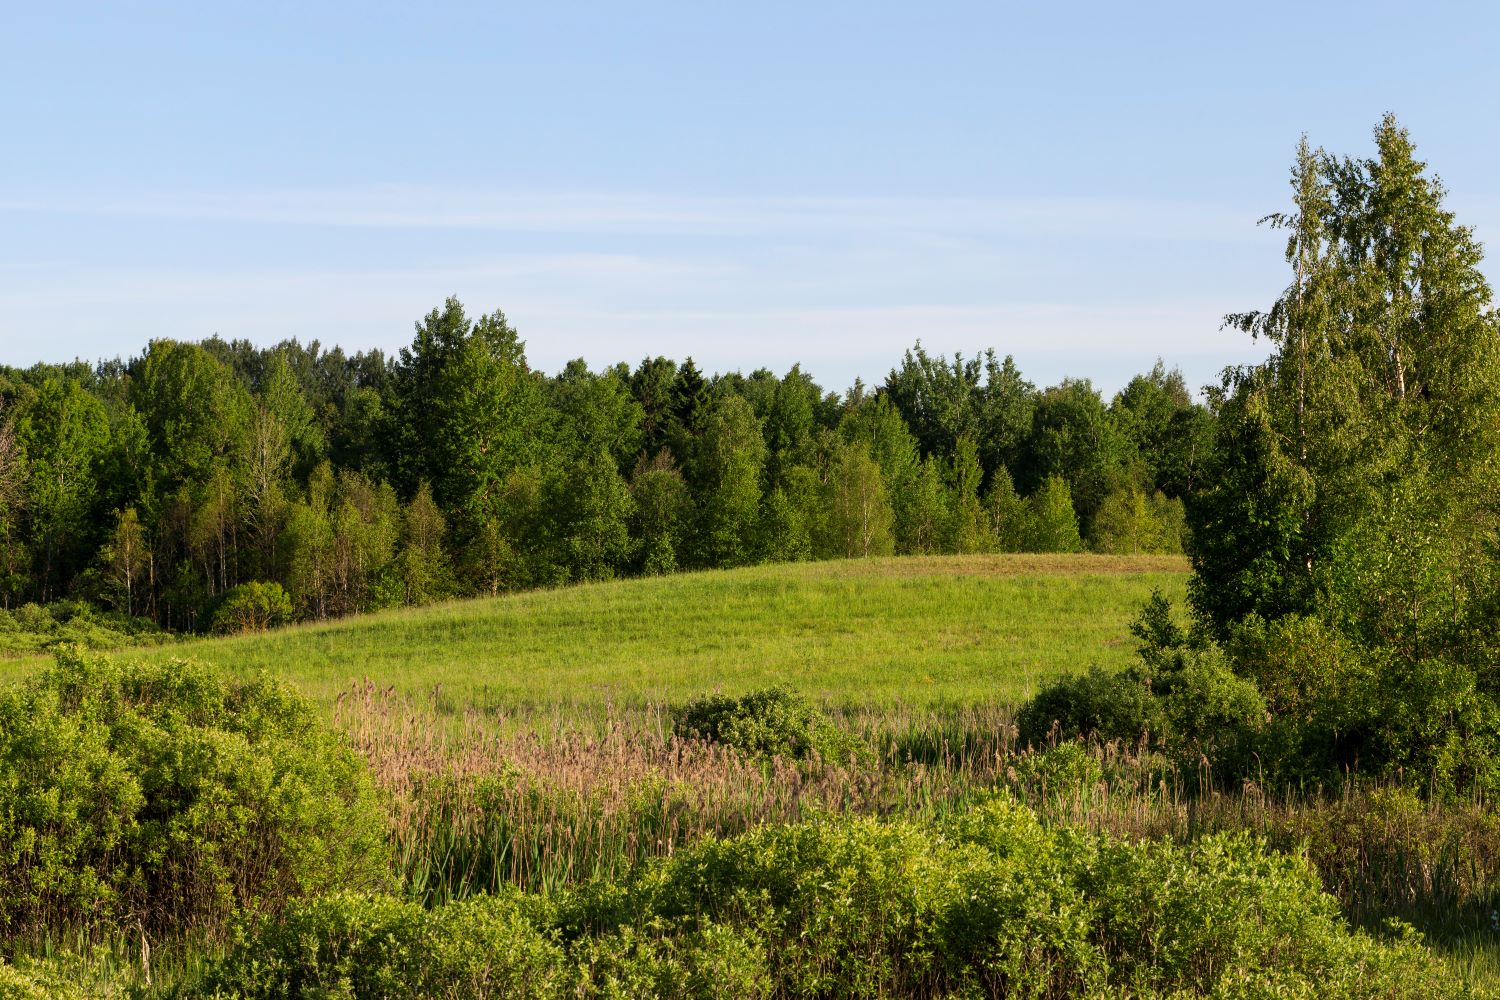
[[149, 554, 1188, 711]]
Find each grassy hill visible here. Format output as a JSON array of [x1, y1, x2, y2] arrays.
[[132, 553, 1188, 713]]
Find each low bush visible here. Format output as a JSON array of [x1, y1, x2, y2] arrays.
[[191, 891, 566, 1000], [565, 795, 1459, 999], [0, 648, 390, 944], [207, 582, 293, 636], [1229, 613, 1500, 798], [1018, 593, 1266, 776], [1016, 668, 1164, 748], [0, 600, 171, 656], [672, 686, 869, 764], [1011, 742, 1105, 801], [185, 796, 1470, 998], [0, 957, 98, 1000]]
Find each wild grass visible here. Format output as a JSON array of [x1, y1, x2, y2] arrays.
[[338, 685, 1500, 991], [119, 554, 1190, 712]]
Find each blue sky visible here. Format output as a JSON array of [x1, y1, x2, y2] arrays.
[[3, 1, 1498, 397]]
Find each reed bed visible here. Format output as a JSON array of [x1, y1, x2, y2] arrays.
[[333, 680, 1500, 987], [337, 682, 1010, 902]]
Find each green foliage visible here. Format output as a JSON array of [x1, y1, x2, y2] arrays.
[[983, 465, 1028, 552], [1089, 483, 1184, 555], [208, 581, 293, 635], [131, 340, 254, 498], [388, 299, 547, 527], [1016, 667, 1165, 747], [630, 457, 691, 575], [1021, 475, 1083, 553], [758, 464, 818, 563], [0, 957, 99, 999], [1018, 592, 1266, 767], [672, 686, 869, 765], [0, 600, 169, 656], [895, 456, 947, 555], [1191, 117, 1500, 797], [0, 649, 389, 942], [883, 343, 1035, 479], [188, 799, 1461, 998], [1019, 377, 1128, 535], [1230, 614, 1500, 796], [0, 291, 1219, 635], [18, 379, 113, 601], [943, 435, 994, 553], [819, 441, 895, 558], [690, 395, 765, 568], [392, 483, 452, 605], [192, 892, 565, 1000], [563, 800, 1458, 999], [552, 446, 636, 582], [1109, 360, 1214, 498], [1010, 742, 1104, 801]]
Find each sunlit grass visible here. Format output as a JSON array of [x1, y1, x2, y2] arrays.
[[126, 554, 1189, 713]]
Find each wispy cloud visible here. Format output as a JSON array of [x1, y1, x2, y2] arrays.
[[0, 186, 1267, 244], [0, 186, 1284, 395]]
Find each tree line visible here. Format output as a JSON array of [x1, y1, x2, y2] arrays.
[[0, 310, 1210, 632]]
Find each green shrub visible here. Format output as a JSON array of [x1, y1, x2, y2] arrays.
[[0, 957, 97, 1000], [1229, 613, 1500, 797], [1016, 667, 1165, 747], [207, 582, 294, 635], [672, 686, 869, 764], [191, 797, 1466, 999], [568, 920, 771, 1000], [192, 892, 565, 1000], [567, 797, 1460, 999], [1018, 593, 1267, 776], [0, 600, 170, 656], [1082, 833, 1460, 998], [0, 648, 390, 943]]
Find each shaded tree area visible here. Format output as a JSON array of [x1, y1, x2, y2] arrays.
[[0, 296, 1209, 632]]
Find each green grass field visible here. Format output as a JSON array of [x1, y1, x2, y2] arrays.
[[119, 553, 1189, 713]]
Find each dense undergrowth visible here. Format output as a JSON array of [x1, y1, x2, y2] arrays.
[[3, 656, 1496, 997], [0, 600, 171, 656]]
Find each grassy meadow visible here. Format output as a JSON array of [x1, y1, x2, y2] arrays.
[[124, 553, 1191, 713]]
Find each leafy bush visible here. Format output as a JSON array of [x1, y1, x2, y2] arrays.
[[0, 600, 170, 656], [566, 796, 1459, 999], [1011, 742, 1105, 801], [1018, 593, 1267, 774], [1227, 612, 1500, 797], [672, 686, 869, 764], [567, 919, 771, 999], [0, 957, 98, 1000], [207, 581, 294, 635], [192, 891, 565, 999], [0, 648, 390, 942], [1016, 667, 1165, 747], [190, 797, 1466, 998]]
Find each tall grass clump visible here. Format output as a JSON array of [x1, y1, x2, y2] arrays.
[[0, 648, 390, 951], [340, 685, 985, 903]]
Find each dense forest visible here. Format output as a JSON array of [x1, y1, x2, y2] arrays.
[[0, 316, 1210, 634]]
